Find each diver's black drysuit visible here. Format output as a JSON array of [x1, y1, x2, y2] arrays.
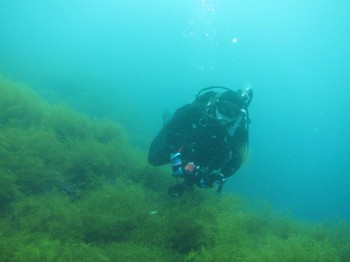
[[148, 91, 248, 187]]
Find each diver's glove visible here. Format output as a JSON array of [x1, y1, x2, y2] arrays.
[[212, 172, 226, 194], [196, 171, 226, 193], [170, 152, 183, 177]]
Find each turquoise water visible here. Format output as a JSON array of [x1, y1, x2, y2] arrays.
[[0, 0, 349, 222]]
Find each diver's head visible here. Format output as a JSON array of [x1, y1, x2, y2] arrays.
[[200, 86, 253, 126], [215, 90, 243, 125]]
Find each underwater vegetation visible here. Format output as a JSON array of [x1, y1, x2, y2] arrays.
[[0, 75, 350, 262]]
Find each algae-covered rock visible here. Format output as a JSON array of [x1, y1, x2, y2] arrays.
[[0, 76, 349, 261]]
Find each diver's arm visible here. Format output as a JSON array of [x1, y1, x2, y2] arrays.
[[149, 103, 199, 167], [220, 153, 243, 178], [221, 127, 248, 178], [163, 103, 198, 152]]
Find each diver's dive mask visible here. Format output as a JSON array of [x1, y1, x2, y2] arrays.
[[215, 100, 241, 125], [217, 100, 240, 118], [198, 86, 253, 126]]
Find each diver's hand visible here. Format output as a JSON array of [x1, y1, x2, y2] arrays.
[[212, 172, 226, 187], [172, 165, 183, 177], [212, 172, 226, 194], [195, 169, 214, 188], [196, 171, 226, 190]]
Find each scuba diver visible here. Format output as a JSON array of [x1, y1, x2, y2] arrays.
[[148, 86, 253, 197]]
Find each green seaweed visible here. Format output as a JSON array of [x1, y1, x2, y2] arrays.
[[0, 171, 19, 213], [0, 75, 349, 261]]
